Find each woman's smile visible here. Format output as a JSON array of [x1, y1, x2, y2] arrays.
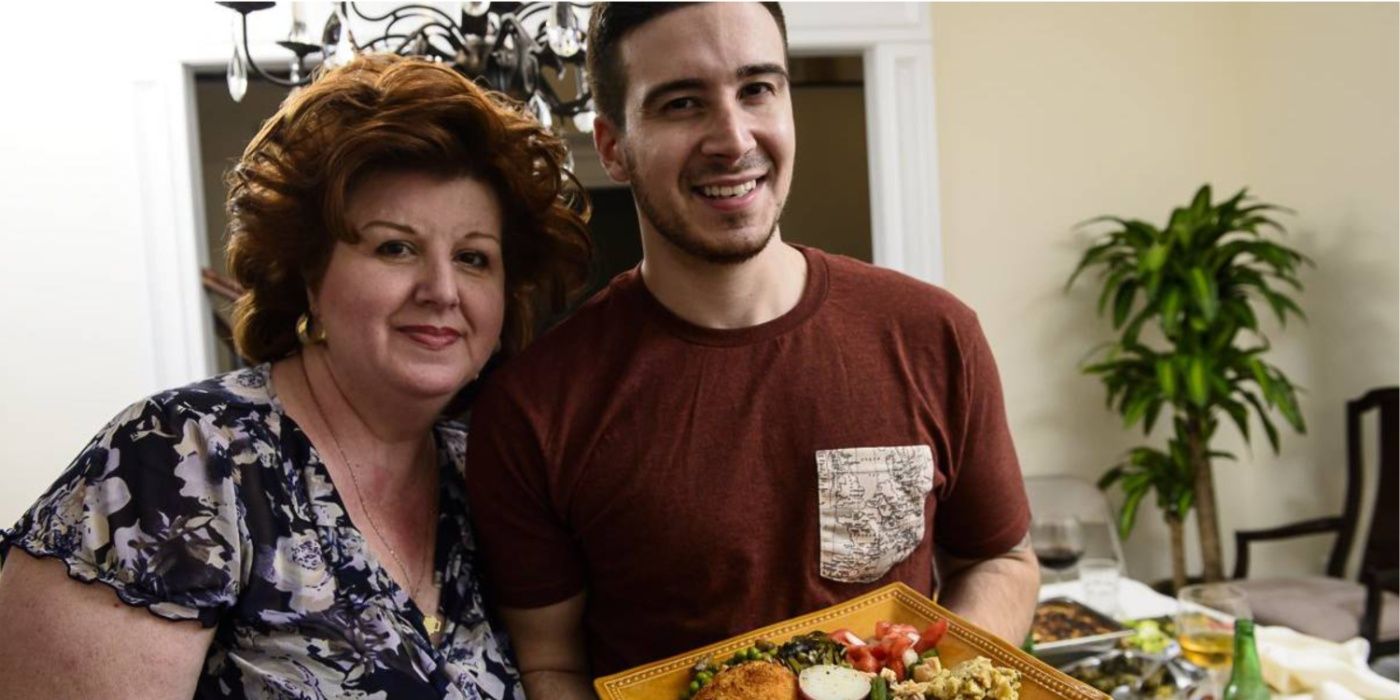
[[398, 325, 464, 350]]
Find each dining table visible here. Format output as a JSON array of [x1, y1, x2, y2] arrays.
[[1037, 577, 1400, 700]]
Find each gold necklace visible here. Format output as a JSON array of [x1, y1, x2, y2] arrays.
[[299, 356, 443, 637]]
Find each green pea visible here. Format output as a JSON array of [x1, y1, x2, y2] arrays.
[[689, 680, 699, 693]]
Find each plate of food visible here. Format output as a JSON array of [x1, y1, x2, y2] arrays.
[[1058, 649, 1205, 700], [594, 582, 1107, 700], [1031, 598, 1133, 655]]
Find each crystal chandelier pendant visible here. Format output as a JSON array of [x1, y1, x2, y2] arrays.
[[321, 7, 357, 70], [228, 20, 248, 103], [545, 3, 582, 58], [333, 23, 356, 67], [529, 94, 554, 132], [572, 108, 596, 134]]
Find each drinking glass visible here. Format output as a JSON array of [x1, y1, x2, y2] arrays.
[[1078, 557, 1122, 616], [1177, 582, 1252, 699], [1031, 515, 1085, 582]]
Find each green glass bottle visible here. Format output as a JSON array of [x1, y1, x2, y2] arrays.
[[1222, 618, 1270, 700]]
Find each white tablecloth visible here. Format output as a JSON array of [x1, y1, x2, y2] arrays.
[[1038, 579, 1400, 700], [1039, 577, 1178, 619]]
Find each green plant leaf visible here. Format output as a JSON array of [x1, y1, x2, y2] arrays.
[[1190, 185, 1213, 216], [1159, 287, 1183, 337], [1097, 465, 1126, 490], [1097, 269, 1130, 316], [1222, 399, 1250, 442], [1187, 268, 1219, 322], [1175, 489, 1194, 519], [1124, 391, 1155, 429], [1118, 486, 1148, 539], [1242, 391, 1282, 452], [1066, 240, 1121, 290], [1113, 281, 1138, 328], [1156, 359, 1178, 401], [1143, 243, 1170, 273], [1187, 356, 1210, 406]]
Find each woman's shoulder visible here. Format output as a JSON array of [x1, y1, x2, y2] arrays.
[[116, 364, 283, 439], [143, 364, 277, 416]]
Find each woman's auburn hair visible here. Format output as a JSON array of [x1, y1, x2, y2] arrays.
[[226, 53, 592, 364]]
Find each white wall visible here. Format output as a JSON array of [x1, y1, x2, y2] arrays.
[[2, 4, 163, 518], [931, 2, 1399, 583]]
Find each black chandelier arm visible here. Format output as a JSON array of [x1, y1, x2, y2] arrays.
[[513, 4, 553, 24], [379, 12, 460, 47], [384, 25, 461, 62], [237, 12, 314, 87], [492, 14, 541, 55], [348, 3, 457, 28], [358, 33, 413, 52], [551, 93, 594, 117]]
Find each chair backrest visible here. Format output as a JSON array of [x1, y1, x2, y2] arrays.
[[1023, 474, 1126, 566], [1331, 387, 1398, 585]]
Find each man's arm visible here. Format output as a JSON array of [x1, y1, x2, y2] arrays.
[[934, 540, 1040, 643], [500, 593, 596, 699]]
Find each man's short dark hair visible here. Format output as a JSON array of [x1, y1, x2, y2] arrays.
[[586, 2, 788, 131]]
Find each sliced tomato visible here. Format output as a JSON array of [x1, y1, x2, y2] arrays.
[[881, 623, 919, 640], [880, 634, 912, 656], [879, 635, 912, 679], [887, 655, 907, 682], [913, 619, 949, 654], [868, 644, 889, 663], [846, 645, 881, 674], [828, 628, 864, 649]]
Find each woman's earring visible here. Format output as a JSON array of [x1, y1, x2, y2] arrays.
[[296, 313, 327, 345]]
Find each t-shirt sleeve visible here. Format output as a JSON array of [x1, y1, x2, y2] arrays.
[[465, 381, 587, 609], [933, 311, 1032, 559], [0, 397, 245, 626]]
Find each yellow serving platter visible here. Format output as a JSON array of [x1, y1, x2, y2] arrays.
[[594, 582, 1107, 700]]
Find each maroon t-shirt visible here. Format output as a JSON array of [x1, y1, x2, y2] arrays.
[[465, 246, 1029, 676]]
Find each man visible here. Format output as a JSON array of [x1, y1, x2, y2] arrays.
[[464, 3, 1040, 697]]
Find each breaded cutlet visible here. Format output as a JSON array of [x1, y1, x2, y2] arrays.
[[693, 661, 798, 700]]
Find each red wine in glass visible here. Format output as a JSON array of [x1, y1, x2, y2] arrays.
[[1031, 515, 1085, 581], [1034, 546, 1084, 571]]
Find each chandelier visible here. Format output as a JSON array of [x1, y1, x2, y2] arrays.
[[217, 2, 595, 133]]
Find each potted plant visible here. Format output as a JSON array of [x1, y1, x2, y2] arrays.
[[1067, 185, 1310, 587]]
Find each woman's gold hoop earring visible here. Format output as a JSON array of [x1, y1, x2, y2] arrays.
[[296, 313, 327, 345]]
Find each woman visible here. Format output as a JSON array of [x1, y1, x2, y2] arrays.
[[0, 54, 590, 699]]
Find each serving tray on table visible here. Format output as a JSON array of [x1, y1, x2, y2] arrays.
[[594, 582, 1108, 700]]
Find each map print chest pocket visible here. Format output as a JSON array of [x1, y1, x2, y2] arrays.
[[816, 444, 935, 583]]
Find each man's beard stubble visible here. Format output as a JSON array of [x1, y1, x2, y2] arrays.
[[625, 154, 786, 266]]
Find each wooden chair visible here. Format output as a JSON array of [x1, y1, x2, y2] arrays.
[[1231, 387, 1398, 658]]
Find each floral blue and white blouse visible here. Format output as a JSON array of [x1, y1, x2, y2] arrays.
[[0, 364, 524, 699]]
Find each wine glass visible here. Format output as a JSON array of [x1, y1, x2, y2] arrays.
[[1031, 515, 1085, 582], [1177, 583, 1252, 696]]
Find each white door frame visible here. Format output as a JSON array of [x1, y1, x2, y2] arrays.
[[137, 2, 944, 382], [786, 3, 944, 286]]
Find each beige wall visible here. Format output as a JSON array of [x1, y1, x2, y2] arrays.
[[931, 3, 1399, 582]]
